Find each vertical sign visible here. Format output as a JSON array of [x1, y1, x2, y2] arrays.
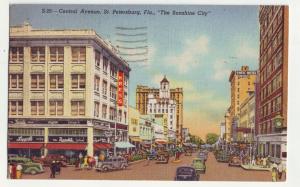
[[117, 71, 124, 106]]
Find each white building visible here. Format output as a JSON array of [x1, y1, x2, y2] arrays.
[[147, 76, 177, 142]]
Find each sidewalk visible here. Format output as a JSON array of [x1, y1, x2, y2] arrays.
[[241, 164, 271, 171]]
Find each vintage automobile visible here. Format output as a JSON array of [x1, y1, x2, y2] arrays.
[[185, 148, 193, 156], [216, 152, 230, 163], [8, 157, 44, 175], [198, 151, 207, 161], [34, 155, 67, 167], [95, 156, 128, 172], [156, 150, 170, 164], [191, 158, 206, 174], [228, 156, 242, 167], [174, 166, 199, 181]]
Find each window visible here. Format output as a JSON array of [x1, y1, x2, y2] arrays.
[[94, 76, 100, 91], [94, 102, 99, 117], [124, 112, 127, 123], [124, 92, 127, 106], [71, 101, 85, 116], [110, 63, 117, 78], [95, 50, 101, 67], [118, 110, 122, 122], [31, 101, 45, 115], [50, 74, 64, 89], [72, 47, 86, 63], [110, 85, 117, 100], [9, 74, 23, 89], [9, 47, 23, 63], [109, 107, 116, 120], [50, 47, 64, 62], [133, 127, 136, 132], [49, 101, 63, 115], [31, 47, 45, 63], [276, 145, 281, 158], [124, 76, 128, 87], [102, 80, 107, 98], [31, 74, 45, 89], [102, 104, 107, 119], [103, 56, 108, 74], [71, 74, 85, 89], [8, 100, 23, 116]]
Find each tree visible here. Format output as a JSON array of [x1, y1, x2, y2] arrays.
[[206, 133, 219, 145]]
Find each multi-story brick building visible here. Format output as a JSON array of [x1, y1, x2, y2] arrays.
[[136, 77, 183, 143], [256, 6, 288, 164], [7, 22, 130, 157]]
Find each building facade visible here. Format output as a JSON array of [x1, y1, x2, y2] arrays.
[[147, 76, 177, 143], [238, 92, 255, 142], [256, 6, 288, 164], [136, 76, 183, 143], [228, 66, 257, 142], [8, 22, 130, 157]]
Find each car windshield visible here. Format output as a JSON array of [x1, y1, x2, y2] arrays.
[[177, 167, 194, 175]]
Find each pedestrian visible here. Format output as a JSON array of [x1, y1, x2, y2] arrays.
[[271, 167, 277, 182], [16, 163, 22, 179], [55, 161, 61, 175], [94, 154, 99, 168], [277, 161, 283, 180], [83, 156, 88, 169], [50, 161, 56, 178]]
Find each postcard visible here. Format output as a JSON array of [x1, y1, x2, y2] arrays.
[[5, 3, 289, 183]]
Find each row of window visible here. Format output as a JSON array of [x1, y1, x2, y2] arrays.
[[260, 72, 282, 102], [8, 100, 84, 116], [258, 142, 282, 158], [260, 50, 283, 85], [260, 95, 282, 118], [8, 128, 44, 136], [260, 6, 282, 42]]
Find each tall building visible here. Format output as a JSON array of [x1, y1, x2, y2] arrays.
[[147, 76, 177, 143], [7, 22, 130, 157], [257, 6, 288, 164], [228, 66, 257, 142], [136, 76, 183, 143]]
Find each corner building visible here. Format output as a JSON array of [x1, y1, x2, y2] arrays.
[[256, 6, 288, 164], [8, 23, 130, 157]]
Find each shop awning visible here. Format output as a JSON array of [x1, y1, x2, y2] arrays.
[[46, 143, 87, 150], [115, 141, 135, 148], [8, 143, 43, 149], [155, 139, 168, 144], [94, 143, 112, 150], [182, 143, 192, 147]]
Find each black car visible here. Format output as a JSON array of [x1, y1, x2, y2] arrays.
[[174, 166, 199, 181]]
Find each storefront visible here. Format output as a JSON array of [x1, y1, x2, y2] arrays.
[[8, 128, 45, 157]]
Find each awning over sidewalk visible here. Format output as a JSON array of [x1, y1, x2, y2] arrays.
[[115, 141, 135, 148], [46, 143, 87, 150], [94, 143, 112, 150], [8, 143, 43, 149], [155, 139, 168, 144], [130, 137, 142, 142]]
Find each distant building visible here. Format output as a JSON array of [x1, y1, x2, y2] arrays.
[[228, 66, 257, 142], [219, 122, 226, 140], [136, 76, 183, 143], [182, 128, 190, 143]]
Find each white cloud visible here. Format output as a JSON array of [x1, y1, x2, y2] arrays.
[[164, 35, 209, 74], [235, 40, 258, 60], [212, 59, 231, 81]]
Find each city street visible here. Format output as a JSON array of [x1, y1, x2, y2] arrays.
[[22, 152, 272, 181]]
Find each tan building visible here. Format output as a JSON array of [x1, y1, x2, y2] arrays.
[[7, 22, 130, 157], [257, 6, 288, 164], [136, 78, 183, 143], [228, 66, 257, 142]]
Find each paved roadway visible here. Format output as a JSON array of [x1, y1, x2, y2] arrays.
[[22, 152, 273, 181]]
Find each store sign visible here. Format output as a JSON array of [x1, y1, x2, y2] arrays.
[[236, 71, 257, 76], [24, 119, 87, 125], [48, 136, 87, 143], [117, 71, 124, 106], [93, 137, 108, 143], [8, 136, 44, 142]]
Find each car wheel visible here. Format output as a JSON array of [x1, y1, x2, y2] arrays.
[[30, 170, 37, 175], [121, 165, 126, 170]]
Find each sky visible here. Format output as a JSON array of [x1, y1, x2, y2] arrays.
[[9, 4, 259, 139]]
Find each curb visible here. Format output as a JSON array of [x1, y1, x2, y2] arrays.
[[128, 159, 146, 165]]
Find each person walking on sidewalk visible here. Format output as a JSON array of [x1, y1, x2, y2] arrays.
[[271, 167, 277, 182], [16, 163, 22, 179], [50, 161, 56, 178], [277, 161, 283, 180]]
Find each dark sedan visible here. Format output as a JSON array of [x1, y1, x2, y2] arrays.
[[174, 166, 199, 181]]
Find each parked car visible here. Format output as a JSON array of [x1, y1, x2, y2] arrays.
[[34, 154, 67, 167], [216, 152, 230, 163], [95, 156, 128, 172], [192, 158, 206, 174], [8, 157, 44, 175], [198, 152, 207, 161], [174, 166, 199, 181], [229, 156, 242, 167], [156, 150, 170, 164]]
